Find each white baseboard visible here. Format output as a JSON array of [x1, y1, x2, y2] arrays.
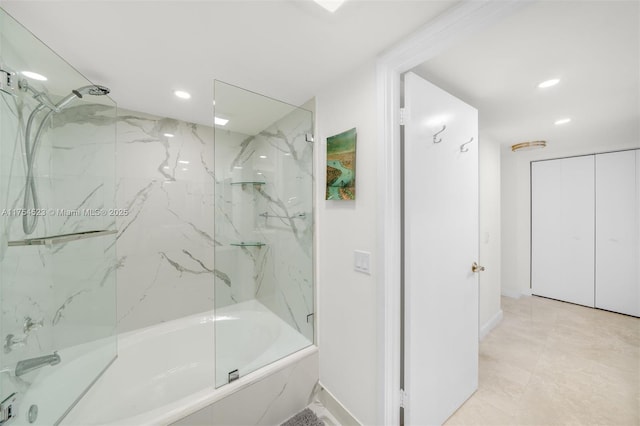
[[501, 287, 522, 299], [479, 309, 503, 340], [316, 383, 362, 426]]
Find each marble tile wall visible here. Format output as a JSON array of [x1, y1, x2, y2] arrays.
[[0, 98, 217, 359], [114, 109, 216, 332], [1, 82, 314, 366]]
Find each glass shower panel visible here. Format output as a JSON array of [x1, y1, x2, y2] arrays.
[[214, 81, 313, 387], [0, 8, 117, 425]]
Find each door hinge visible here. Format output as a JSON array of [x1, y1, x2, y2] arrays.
[[399, 108, 406, 126], [399, 389, 408, 409]]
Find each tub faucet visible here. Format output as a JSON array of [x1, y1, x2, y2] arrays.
[[15, 352, 61, 377]]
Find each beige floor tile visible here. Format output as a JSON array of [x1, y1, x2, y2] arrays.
[[444, 395, 514, 426], [446, 295, 640, 426]]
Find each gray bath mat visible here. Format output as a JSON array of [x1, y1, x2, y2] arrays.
[[281, 408, 325, 426]]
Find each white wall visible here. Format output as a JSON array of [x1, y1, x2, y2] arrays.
[[315, 62, 506, 422], [478, 135, 502, 335], [501, 139, 640, 298], [316, 61, 378, 425]]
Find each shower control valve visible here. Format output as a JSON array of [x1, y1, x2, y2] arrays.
[[0, 66, 16, 96], [23, 317, 43, 334]]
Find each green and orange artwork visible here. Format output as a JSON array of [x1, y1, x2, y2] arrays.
[[326, 128, 356, 200]]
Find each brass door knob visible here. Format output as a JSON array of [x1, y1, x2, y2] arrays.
[[472, 262, 485, 273]]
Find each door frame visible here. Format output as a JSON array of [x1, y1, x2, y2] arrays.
[[375, 1, 531, 423]]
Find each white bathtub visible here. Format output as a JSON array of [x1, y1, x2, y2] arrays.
[[51, 300, 314, 425]]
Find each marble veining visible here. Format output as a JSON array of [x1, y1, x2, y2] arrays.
[[113, 109, 215, 331]]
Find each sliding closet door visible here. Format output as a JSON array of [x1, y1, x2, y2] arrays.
[[531, 156, 595, 307], [595, 150, 640, 316]]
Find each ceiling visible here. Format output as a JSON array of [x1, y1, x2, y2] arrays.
[[2, 0, 637, 146], [412, 0, 640, 149], [0, 0, 458, 127]]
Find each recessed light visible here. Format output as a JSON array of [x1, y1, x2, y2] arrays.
[[555, 118, 571, 125], [164, 133, 174, 138], [313, 0, 346, 12], [21, 71, 47, 81], [538, 78, 560, 88], [214, 117, 229, 126], [178, 160, 190, 164], [174, 90, 191, 99], [233, 166, 243, 170], [259, 155, 267, 159]]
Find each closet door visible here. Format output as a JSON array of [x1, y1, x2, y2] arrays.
[[595, 150, 640, 316], [531, 156, 595, 307]]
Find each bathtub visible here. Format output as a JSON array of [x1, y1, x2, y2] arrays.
[[25, 299, 315, 425]]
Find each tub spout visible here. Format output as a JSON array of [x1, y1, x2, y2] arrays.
[[15, 352, 61, 377]]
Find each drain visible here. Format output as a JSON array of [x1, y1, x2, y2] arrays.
[[28, 404, 38, 423]]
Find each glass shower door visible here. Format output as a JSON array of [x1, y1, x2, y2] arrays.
[[0, 8, 117, 425], [213, 81, 314, 387]]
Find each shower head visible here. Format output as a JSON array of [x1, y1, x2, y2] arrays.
[[73, 85, 111, 98], [56, 85, 111, 110]]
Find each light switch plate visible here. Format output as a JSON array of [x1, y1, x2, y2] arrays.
[[354, 250, 371, 274]]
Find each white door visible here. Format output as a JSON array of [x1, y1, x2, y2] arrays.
[[403, 72, 479, 425], [595, 150, 640, 316], [531, 156, 595, 307]]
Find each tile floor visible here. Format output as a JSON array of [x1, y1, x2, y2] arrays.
[[446, 296, 640, 426]]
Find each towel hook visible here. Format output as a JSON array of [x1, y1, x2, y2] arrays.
[[433, 125, 446, 144], [460, 137, 474, 153]]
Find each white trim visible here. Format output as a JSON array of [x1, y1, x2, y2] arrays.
[[376, 1, 533, 424], [316, 383, 363, 426], [500, 287, 522, 299], [479, 309, 503, 340]]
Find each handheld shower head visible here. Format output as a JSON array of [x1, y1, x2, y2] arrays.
[[56, 84, 111, 110], [74, 85, 111, 97], [20, 82, 111, 235]]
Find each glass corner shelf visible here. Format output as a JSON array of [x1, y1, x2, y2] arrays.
[[230, 242, 266, 247], [230, 181, 266, 186]]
